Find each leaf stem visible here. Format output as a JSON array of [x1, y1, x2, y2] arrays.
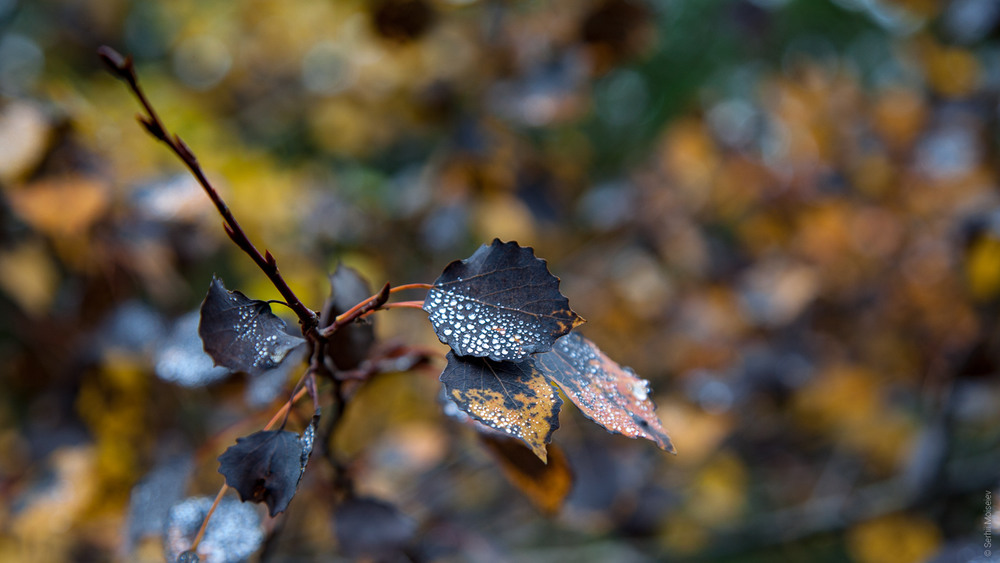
[[190, 483, 229, 552], [389, 283, 434, 293], [264, 386, 310, 431], [359, 300, 424, 317], [97, 46, 320, 336]]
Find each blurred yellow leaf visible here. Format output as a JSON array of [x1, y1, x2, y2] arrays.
[[965, 237, 1000, 302], [847, 513, 941, 563], [7, 176, 109, 238], [656, 400, 732, 467], [0, 239, 59, 316], [688, 451, 747, 526], [473, 193, 536, 245], [922, 40, 980, 99]]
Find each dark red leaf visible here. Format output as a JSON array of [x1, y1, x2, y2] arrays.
[[199, 277, 305, 376], [332, 497, 416, 558], [440, 351, 562, 461], [534, 332, 675, 453], [424, 239, 584, 361], [322, 265, 376, 370], [217, 412, 320, 517]]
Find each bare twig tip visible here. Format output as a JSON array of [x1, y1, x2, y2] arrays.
[[97, 46, 131, 78], [375, 282, 391, 307]]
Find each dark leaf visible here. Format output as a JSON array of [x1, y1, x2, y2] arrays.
[[156, 311, 232, 387], [424, 239, 584, 361], [535, 332, 675, 452], [440, 351, 561, 461], [480, 434, 573, 515], [198, 277, 306, 376], [332, 497, 416, 558], [217, 412, 320, 517], [322, 265, 376, 370], [163, 496, 263, 563]]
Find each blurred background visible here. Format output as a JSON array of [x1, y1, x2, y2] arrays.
[[1, 0, 999, 561]]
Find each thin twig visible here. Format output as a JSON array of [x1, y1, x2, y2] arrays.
[[97, 46, 320, 336], [389, 283, 434, 293], [321, 282, 392, 337], [358, 300, 424, 319]]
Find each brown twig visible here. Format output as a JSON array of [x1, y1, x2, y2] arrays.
[[97, 46, 321, 336], [321, 282, 392, 338]]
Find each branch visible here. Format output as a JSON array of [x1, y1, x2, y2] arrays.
[[97, 46, 321, 336]]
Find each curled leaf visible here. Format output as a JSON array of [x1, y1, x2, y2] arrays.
[[440, 351, 561, 462], [217, 412, 320, 516], [198, 277, 305, 376], [424, 239, 584, 361], [535, 332, 674, 452], [481, 434, 573, 515]]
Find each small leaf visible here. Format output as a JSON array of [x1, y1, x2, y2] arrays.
[[440, 351, 561, 461], [424, 239, 584, 361], [163, 496, 263, 563], [217, 412, 320, 517], [332, 497, 416, 558], [535, 332, 675, 452], [480, 434, 573, 516], [322, 265, 376, 370], [198, 277, 306, 376]]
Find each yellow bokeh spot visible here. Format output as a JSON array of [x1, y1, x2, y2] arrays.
[[965, 237, 1000, 302], [847, 513, 942, 563]]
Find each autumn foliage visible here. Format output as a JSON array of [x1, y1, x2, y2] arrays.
[[1, 1, 999, 562]]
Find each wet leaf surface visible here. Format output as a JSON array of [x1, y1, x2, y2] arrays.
[[480, 434, 573, 515], [332, 496, 416, 558], [535, 332, 674, 453], [440, 351, 561, 461], [217, 412, 320, 516], [198, 277, 306, 376], [164, 496, 263, 563], [323, 264, 376, 370], [424, 239, 584, 361]]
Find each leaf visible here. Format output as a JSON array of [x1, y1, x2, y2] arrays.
[[332, 497, 416, 558], [534, 332, 675, 453], [423, 239, 584, 361], [440, 351, 562, 462], [163, 496, 264, 563], [322, 264, 376, 370], [217, 412, 320, 517], [480, 434, 573, 516], [198, 277, 306, 376]]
